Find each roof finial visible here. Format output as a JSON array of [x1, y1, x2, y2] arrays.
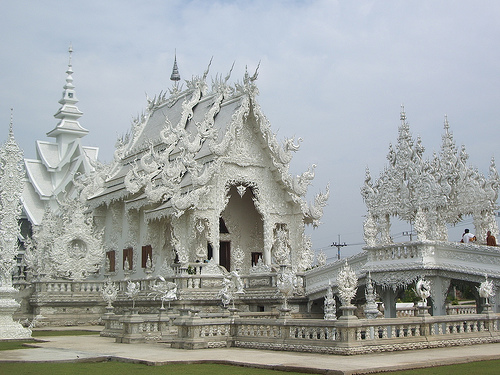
[[68, 43, 73, 67], [9, 107, 14, 138], [400, 103, 406, 123], [170, 50, 181, 82]]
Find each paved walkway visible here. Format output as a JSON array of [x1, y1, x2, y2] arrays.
[[1, 328, 500, 374]]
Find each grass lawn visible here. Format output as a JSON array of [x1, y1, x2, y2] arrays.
[[0, 359, 499, 375], [0, 362, 309, 375]]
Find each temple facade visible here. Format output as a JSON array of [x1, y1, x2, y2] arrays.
[[83, 62, 329, 283]]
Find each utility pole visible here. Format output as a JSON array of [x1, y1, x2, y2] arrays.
[[331, 234, 347, 260], [402, 231, 413, 241]]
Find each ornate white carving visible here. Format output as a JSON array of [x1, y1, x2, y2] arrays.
[[149, 276, 178, 309], [478, 275, 494, 304], [125, 280, 140, 308], [250, 256, 271, 274], [317, 251, 327, 267], [337, 261, 358, 306], [101, 278, 118, 308], [272, 225, 291, 265], [0, 122, 24, 287], [324, 282, 336, 320], [232, 246, 245, 271], [217, 271, 244, 308], [0, 121, 32, 339], [25, 199, 104, 281], [364, 272, 380, 319], [361, 109, 500, 245], [277, 265, 295, 310]]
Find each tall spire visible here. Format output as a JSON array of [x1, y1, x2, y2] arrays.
[[47, 45, 88, 151], [170, 51, 181, 82]]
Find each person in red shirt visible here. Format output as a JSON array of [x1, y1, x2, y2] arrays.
[[486, 231, 497, 246]]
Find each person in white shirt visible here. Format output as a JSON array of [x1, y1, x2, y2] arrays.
[[461, 228, 476, 243]]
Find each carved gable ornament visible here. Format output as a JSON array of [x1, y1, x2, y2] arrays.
[[26, 200, 104, 281]]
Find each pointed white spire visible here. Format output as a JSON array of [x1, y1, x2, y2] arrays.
[[170, 50, 181, 82], [47, 45, 89, 155]]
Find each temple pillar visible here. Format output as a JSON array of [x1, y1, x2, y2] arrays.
[[212, 225, 220, 264], [263, 220, 273, 265], [381, 287, 397, 318], [428, 276, 450, 316]]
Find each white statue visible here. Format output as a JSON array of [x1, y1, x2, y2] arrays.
[[149, 276, 177, 309], [277, 266, 295, 311], [415, 278, 431, 305], [217, 276, 235, 308]]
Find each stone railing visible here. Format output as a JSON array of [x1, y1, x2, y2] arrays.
[[364, 240, 500, 280], [103, 309, 500, 355], [32, 280, 104, 293], [446, 305, 477, 315]]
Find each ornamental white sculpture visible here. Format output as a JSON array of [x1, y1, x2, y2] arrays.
[[149, 276, 178, 310], [361, 108, 500, 244], [337, 260, 358, 307], [364, 272, 380, 319], [125, 280, 140, 309], [324, 281, 336, 320], [478, 275, 494, 311], [415, 278, 431, 305], [101, 278, 119, 311], [277, 265, 295, 313], [0, 118, 32, 339]]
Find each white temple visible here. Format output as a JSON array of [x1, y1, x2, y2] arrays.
[[3, 50, 500, 354]]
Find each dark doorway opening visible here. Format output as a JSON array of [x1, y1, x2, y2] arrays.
[[220, 241, 231, 271]]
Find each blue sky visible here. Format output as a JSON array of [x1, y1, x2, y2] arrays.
[[1, 1, 499, 260]]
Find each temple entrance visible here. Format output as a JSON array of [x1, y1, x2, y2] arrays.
[[220, 241, 231, 271]]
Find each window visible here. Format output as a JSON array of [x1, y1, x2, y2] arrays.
[[106, 250, 116, 272], [142, 245, 152, 268], [123, 247, 133, 270], [251, 252, 263, 266]]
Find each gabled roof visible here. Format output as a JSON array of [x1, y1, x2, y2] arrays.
[[87, 66, 329, 225], [36, 141, 60, 169]]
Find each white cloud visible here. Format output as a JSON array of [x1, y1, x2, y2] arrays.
[[1, 0, 499, 258]]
